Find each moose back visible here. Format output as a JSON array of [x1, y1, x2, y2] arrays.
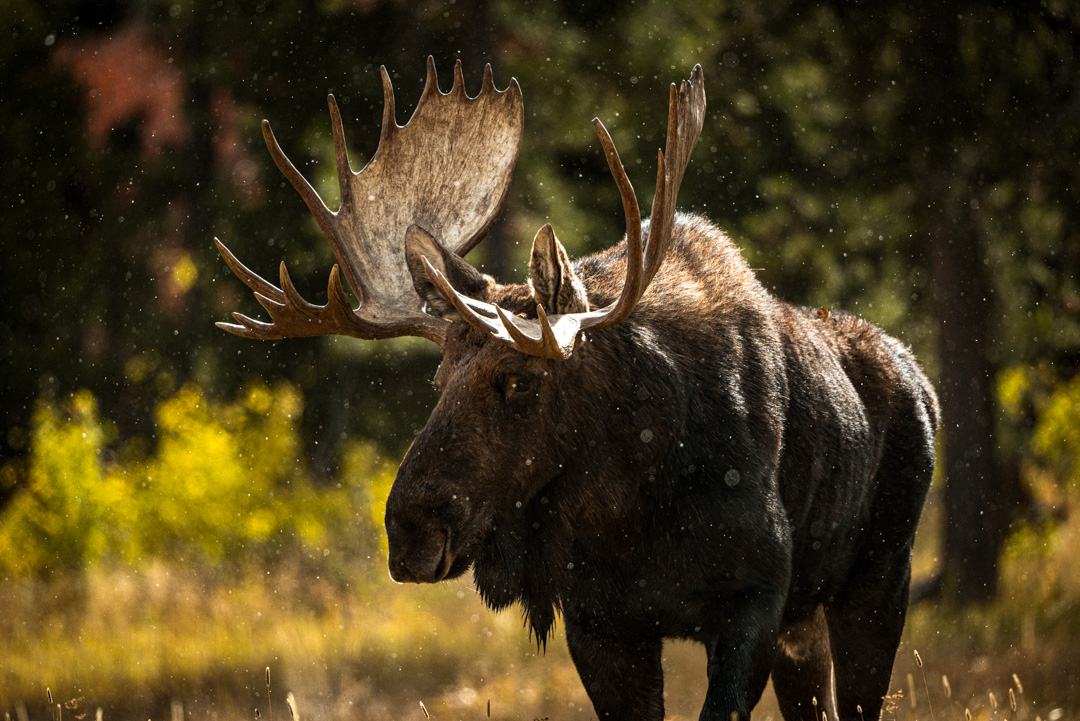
[[216, 61, 938, 721]]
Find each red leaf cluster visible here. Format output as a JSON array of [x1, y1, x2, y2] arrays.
[[54, 23, 191, 158]]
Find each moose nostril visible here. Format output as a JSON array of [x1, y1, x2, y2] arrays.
[[389, 553, 408, 583]]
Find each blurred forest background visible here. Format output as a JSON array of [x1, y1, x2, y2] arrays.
[[3, 0, 1080, 718]]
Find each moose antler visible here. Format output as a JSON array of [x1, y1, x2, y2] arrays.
[[424, 65, 706, 360], [215, 58, 524, 345]]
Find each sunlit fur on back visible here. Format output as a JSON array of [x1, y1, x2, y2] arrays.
[[387, 212, 938, 721]]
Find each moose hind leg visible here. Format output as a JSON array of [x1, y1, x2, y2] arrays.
[[825, 555, 911, 720], [772, 606, 835, 721], [828, 409, 935, 720]]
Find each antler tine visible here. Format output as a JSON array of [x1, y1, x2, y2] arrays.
[[421, 258, 502, 332], [533, 306, 563, 356], [495, 304, 568, 359], [327, 265, 353, 316], [262, 120, 336, 242], [643, 148, 669, 280], [643, 65, 705, 281], [452, 59, 467, 98], [215, 237, 286, 304], [278, 261, 316, 315], [253, 290, 285, 315], [218, 311, 274, 338], [325, 93, 371, 306], [421, 55, 441, 103], [328, 95, 355, 210], [586, 119, 645, 330], [378, 66, 398, 145], [535, 305, 575, 358]]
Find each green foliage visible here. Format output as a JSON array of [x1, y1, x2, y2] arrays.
[[0, 384, 393, 578]]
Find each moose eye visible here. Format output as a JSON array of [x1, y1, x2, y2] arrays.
[[504, 375, 536, 401]]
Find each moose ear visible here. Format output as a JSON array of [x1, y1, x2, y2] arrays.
[[405, 225, 489, 317], [529, 224, 589, 315]]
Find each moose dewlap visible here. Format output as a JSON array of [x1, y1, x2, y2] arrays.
[[216, 60, 938, 721]]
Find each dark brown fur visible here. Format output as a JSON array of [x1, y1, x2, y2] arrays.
[[386, 212, 938, 721]]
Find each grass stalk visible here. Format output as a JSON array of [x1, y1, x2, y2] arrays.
[[914, 649, 935, 720]]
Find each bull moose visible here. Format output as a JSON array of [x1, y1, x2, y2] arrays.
[[216, 60, 938, 721]]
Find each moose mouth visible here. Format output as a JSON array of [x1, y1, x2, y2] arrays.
[[434, 528, 454, 581], [437, 529, 475, 582]]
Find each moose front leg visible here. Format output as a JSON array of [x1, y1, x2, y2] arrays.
[[699, 590, 784, 721], [564, 622, 665, 721]]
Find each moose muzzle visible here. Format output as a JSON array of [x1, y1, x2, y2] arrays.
[[386, 518, 456, 583]]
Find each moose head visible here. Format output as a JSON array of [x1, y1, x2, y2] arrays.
[[216, 59, 705, 586]]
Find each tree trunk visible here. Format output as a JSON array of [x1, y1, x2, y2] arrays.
[[909, 0, 1006, 605], [930, 216, 1002, 602]]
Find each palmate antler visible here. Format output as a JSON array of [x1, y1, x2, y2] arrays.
[[215, 58, 524, 346], [422, 65, 706, 360], [218, 61, 704, 362]]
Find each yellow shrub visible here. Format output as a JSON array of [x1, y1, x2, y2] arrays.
[[0, 390, 110, 575], [0, 383, 390, 578], [998, 362, 1080, 489], [1032, 372, 1080, 486]]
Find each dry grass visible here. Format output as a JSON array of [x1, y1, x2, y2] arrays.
[[0, 557, 595, 721], [3, 490, 1078, 721]]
